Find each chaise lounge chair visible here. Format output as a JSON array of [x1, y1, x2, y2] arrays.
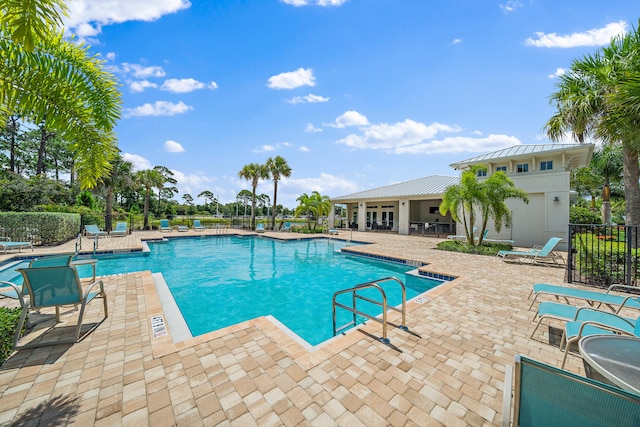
[[447, 226, 476, 241], [13, 265, 108, 348], [177, 225, 189, 232], [528, 282, 640, 310], [497, 237, 563, 265], [255, 223, 265, 233], [110, 221, 128, 237], [192, 220, 205, 231], [0, 237, 33, 254], [160, 219, 171, 232], [559, 308, 640, 368], [84, 224, 108, 238], [282, 222, 291, 232]]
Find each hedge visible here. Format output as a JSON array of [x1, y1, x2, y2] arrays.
[[0, 307, 24, 366], [0, 212, 81, 245]]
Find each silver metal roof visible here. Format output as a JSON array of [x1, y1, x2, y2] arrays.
[[449, 143, 594, 169], [331, 175, 460, 202]]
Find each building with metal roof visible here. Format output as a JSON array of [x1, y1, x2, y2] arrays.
[[330, 143, 595, 249]]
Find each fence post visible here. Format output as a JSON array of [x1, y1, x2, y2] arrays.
[[567, 224, 573, 284], [626, 225, 633, 287]]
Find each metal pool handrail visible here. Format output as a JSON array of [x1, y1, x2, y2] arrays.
[[332, 277, 407, 343]]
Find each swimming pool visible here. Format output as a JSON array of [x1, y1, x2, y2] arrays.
[[1, 236, 443, 346]]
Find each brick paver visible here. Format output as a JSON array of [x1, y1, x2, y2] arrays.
[[0, 229, 605, 425]]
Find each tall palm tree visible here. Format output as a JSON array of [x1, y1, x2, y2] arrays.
[[440, 166, 484, 245], [265, 156, 292, 229], [295, 191, 330, 230], [544, 25, 640, 226], [478, 170, 529, 244], [238, 163, 269, 230], [1, 0, 122, 188], [590, 144, 624, 224], [135, 169, 164, 230]]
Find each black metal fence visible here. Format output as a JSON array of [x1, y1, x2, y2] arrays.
[[567, 224, 640, 289]]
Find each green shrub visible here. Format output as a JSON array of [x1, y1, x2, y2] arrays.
[[570, 206, 601, 224], [0, 307, 24, 365], [435, 240, 512, 256], [0, 212, 81, 245], [573, 232, 640, 286]]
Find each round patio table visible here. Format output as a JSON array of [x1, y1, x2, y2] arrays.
[[579, 335, 640, 394], [70, 258, 97, 282]]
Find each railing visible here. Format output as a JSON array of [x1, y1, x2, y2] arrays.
[[332, 277, 407, 343], [75, 233, 82, 254], [567, 224, 640, 288]]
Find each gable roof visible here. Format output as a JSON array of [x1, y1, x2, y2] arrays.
[[449, 143, 594, 170], [332, 175, 459, 202]]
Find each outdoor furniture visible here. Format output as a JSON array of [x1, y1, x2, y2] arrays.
[[497, 237, 564, 265], [13, 265, 108, 348], [0, 237, 33, 254], [328, 229, 338, 235], [255, 223, 265, 233], [447, 226, 476, 241], [503, 355, 640, 427], [177, 225, 189, 232], [160, 219, 171, 232], [527, 282, 640, 310], [84, 224, 108, 238], [192, 220, 205, 231], [579, 335, 640, 394], [560, 307, 639, 369], [282, 222, 291, 232], [110, 221, 128, 237]]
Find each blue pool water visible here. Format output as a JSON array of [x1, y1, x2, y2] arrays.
[[1, 236, 442, 345]]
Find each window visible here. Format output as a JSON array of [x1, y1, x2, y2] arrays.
[[517, 163, 529, 173], [540, 160, 553, 171], [496, 166, 507, 172], [477, 169, 487, 177]]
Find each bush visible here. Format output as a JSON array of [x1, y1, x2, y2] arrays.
[[0, 307, 24, 365], [435, 240, 512, 256], [0, 212, 81, 245], [570, 206, 601, 224]]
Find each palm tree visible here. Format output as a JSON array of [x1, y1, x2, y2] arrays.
[[440, 165, 528, 246], [589, 145, 624, 224], [265, 156, 292, 229], [295, 191, 330, 230], [1, 0, 122, 188], [544, 25, 640, 226], [134, 169, 164, 230], [238, 163, 269, 230]]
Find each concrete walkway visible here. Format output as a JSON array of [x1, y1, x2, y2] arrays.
[[0, 229, 607, 426]]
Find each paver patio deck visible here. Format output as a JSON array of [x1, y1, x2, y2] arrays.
[[0, 229, 614, 426]]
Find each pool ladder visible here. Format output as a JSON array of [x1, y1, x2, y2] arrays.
[[332, 277, 407, 343]]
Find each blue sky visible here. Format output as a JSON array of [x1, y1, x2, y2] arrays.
[[63, 0, 640, 208]]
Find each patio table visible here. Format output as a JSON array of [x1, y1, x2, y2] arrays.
[[579, 335, 640, 394]]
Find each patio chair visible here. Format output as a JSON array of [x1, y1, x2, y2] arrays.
[[503, 355, 640, 427], [160, 219, 171, 232], [560, 308, 640, 369], [497, 237, 563, 265], [84, 224, 108, 238], [192, 220, 205, 231], [528, 282, 640, 310], [282, 222, 291, 232], [0, 237, 33, 254], [255, 223, 265, 233], [482, 230, 515, 245], [13, 265, 108, 348], [447, 226, 476, 241], [110, 221, 128, 237]]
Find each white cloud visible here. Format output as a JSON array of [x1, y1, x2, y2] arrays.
[[281, 0, 347, 6], [500, 1, 523, 13], [394, 134, 521, 155], [525, 21, 628, 48], [129, 80, 158, 92], [253, 142, 295, 153], [548, 68, 566, 79], [161, 78, 218, 93], [164, 140, 185, 152], [452, 38, 462, 44], [300, 146, 310, 152], [122, 153, 151, 171], [124, 101, 193, 117], [258, 145, 277, 152], [305, 123, 323, 133], [64, 0, 191, 36], [172, 169, 213, 200], [337, 119, 460, 150], [268, 68, 316, 89], [285, 173, 359, 199], [121, 63, 166, 78], [105, 52, 116, 61], [327, 111, 369, 128], [287, 94, 330, 104]]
